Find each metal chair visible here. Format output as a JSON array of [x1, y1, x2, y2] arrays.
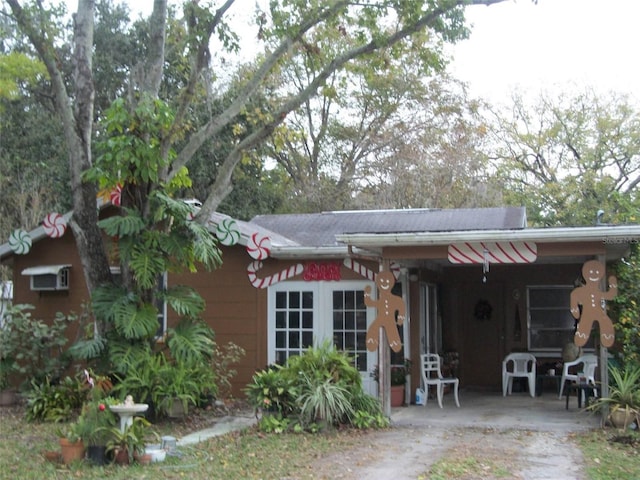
[[559, 353, 598, 399], [502, 352, 537, 398], [420, 353, 460, 408]]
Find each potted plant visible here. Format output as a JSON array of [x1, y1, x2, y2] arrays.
[[76, 397, 118, 465], [587, 363, 640, 429], [103, 416, 157, 465], [55, 423, 85, 465], [372, 360, 410, 407]]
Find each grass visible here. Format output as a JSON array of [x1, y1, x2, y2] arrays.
[[0, 403, 359, 480], [577, 429, 640, 480], [2, 403, 640, 480]]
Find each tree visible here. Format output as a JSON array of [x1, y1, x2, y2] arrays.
[[4, 0, 502, 293], [486, 89, 640, 226]]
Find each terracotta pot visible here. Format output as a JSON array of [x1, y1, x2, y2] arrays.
[[610, 408, 636, 429], [59, 438, 85, 465], [390, 385, 405, 407], [113, 447, 130, 465]]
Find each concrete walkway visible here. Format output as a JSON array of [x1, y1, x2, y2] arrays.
[[176, 389, 600, 446]]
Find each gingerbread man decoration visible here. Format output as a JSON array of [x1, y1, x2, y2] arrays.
[[364, 270, 405, 352], [570, 259, 618, 348]]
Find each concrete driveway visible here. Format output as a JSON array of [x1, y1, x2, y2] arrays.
[[312, 390, 601, 480], [392, 389, 601, 432]]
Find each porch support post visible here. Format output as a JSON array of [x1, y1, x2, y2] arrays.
[[379, 327, 390, 417], [597, 254, 609, 410]]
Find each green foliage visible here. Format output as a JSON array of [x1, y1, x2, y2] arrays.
[[76, 397, 118, 446], [588, 364, 640, 424], [611, 242, 640, 366], [245, 342, 386, 432], [24, 376, 87, 423], [0, 304, 72, 390], [103, 416, 157, 463], [297, 373, 355, 428]]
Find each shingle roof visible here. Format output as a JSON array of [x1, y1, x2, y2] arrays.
[[251, 207, 527, 248]]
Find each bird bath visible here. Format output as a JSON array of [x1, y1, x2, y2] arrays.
[[109, 396, 148, 432]]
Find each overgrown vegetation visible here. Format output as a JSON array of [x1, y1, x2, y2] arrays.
[[245, 341, 389, 433]]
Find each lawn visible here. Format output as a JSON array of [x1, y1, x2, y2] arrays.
[[1, 403, 639, 480]]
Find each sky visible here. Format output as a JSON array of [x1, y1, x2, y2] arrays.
[[448, 0, 640, 105], [65, 0, 640, 105]]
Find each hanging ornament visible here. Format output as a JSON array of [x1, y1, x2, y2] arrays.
[[482, 248, 490, 283]]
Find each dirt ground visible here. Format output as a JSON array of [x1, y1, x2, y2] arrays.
[[310, 424, 586, 480]]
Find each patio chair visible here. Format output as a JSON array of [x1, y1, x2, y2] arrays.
[[558, 353, 598, 399], [502, 352, 536, 397], [420, 353, 460, 408]]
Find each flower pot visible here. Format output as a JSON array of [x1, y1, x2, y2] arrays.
[[112, 447, 130, 465], [390, 385, 405, 407], [610, 408, 636, 429], [0, 389, 17, 406], [59, 438, 85, 465], [87, 445, 107, 466]]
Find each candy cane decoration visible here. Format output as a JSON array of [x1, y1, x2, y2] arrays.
[[247, 260, 304, 289], [343, 259, 401, 281], [110, 184, 122, 206], [43, 212, 67, 238], [247, 232, 271, 260], [9, 229, 32, 255]]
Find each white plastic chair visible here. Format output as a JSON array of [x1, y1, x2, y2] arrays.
[[420, 353, 460, 408], [502, 353, 537, 398], [558, 353, 598, 399]]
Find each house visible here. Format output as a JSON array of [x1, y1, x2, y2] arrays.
[[1, 205, 639, 399]]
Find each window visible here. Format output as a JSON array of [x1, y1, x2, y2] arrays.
[[273, 289, 314, 364], [527, 285, 593, 351], [332, 289, 368, 372], [268, 281, 374, 370]]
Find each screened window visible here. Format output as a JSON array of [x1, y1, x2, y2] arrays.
[[527, 285, 590, 351]]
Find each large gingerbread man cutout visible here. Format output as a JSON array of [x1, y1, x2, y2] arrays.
[[364, 270, 406, 352], [570, 259, 618, 348]]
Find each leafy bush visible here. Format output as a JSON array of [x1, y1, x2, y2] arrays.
[[245, 341, 386, 433], [24, 374, 88, 422]]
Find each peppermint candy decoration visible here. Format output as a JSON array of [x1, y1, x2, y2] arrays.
[[247, 232, 271, 260], [9, 229, 32, 255], [216, 218, 241, 246], [247, 260, 304, 289], [43, 212, 67, 238], [110, 184, 122, 206]]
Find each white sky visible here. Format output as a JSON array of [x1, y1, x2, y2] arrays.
[[66, 0, 640, 105], [448, 0, 640, 105]]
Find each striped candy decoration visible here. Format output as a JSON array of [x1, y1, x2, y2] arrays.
[[216, 218, 241, 246], [342, 259, 401, 281], [247, 261, 304, 289], [110, 184, 122, 206], [246, 232, 271, 260], [9, 229, 32, 255], [448, 241, 537, 264], [43, 212, 67, 238]]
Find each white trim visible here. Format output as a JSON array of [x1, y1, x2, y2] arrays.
[[21, 264, 71, 276]]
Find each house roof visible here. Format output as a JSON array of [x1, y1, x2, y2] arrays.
[[250, 207, 528, 248]]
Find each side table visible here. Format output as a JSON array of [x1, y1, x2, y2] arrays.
[[565, 383, 598, 409]]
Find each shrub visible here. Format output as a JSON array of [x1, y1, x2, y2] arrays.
[[245, 341, 386, 433], [24, 374, 88, 422]]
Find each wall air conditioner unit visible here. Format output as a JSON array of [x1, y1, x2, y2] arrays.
[[21, 265, 71, 291]]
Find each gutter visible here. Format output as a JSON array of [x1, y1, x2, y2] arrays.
[[334, 225, 640, 247]]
